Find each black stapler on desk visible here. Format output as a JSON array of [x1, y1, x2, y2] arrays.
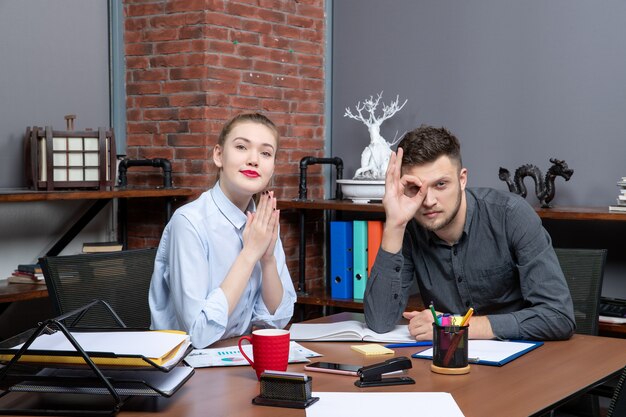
[[355, 356, 415, 388]]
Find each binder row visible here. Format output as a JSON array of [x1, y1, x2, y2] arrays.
[[330, 220, 384, 300]]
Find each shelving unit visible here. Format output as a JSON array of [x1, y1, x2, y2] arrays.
[[278, 199, 626, 336]]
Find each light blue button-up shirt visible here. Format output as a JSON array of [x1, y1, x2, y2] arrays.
[[149, 182, 297, 348]]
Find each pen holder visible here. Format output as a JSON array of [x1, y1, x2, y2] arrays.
[[431, 323, 470, 375], [252, 372, 319, 409]]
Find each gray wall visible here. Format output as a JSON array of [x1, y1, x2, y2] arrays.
[[332, 0, 626, 298], [332, 0, 626, 207], [0, 0, 111, 189], [0, 0, 113, 280]]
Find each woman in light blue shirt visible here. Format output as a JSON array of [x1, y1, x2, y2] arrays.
[[149, 113, 297, 348]]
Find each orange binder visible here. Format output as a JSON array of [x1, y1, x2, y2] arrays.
[[367, 220, 384, 278]]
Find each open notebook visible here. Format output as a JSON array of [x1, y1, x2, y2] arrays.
[[289, 320, 414, 343]]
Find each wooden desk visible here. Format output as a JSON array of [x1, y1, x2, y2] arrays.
[[28, 312, 616, 417], [0, 281, 47, 304]]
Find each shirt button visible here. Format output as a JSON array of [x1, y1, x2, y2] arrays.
[[453, 248, 458, 256], [465, 301, 470, 307], [393, 294, 399, 300], [395, 266, 401, 272], [457, 276, 463, 283]]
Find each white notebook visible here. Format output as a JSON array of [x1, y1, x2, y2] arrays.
[[289, 320, 414, 343]]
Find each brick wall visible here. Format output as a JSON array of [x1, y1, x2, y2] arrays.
[[124, 0, 327, 290]]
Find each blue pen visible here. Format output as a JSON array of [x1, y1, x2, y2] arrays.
[[384, 341, 433, 348]]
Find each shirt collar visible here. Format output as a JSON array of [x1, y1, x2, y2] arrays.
[[210, 181, 256, 230]]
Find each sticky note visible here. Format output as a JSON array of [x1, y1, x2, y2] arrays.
[[350, 344, 394, 356]]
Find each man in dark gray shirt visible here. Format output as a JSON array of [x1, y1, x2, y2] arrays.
[[364, 125, 575, 340]]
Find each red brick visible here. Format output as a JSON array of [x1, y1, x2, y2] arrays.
[[159, 121, 189, 133], [126, 134, 154, 147], [259, 0, 296, 13], [205, 11, 242, 28], [230, 96, 260, 109], [191, 39, 212, 52], [260, 99, 289, 112], [187, 120, 213, 133], [178, 107, 206, 120], [149, 14, 187, 28], [136, 96, 169, 108], [170, 66, 208, 80], [243, 72, 274, 86], [274, 75, 300, 89], [242, 19, 272, 34], [253, 60, 297, 75], [162, 80, 201, 94], [144, 108, 179, 121], [155, 40, 193, 55], [126, 3, 164, 17], [207, 67, 241, 81], [221, 55, 253, 70], [150, 54, 186, 68], [239, 84, 282, 99], [126, 56, 150, 69], [229, 30, 260, 45], [128, 82, 160, 98], [286, 14, 316, 29], [298, 65, 323, 79], [188, 53, 219, 66], [126, 43, 153, 56], [201, 79, 238, 95], [127, 122, 158, 134], [180, 26, 205, 40], [290, 39, 322, 55], [125, 17, 149, 31], [169, 93, 208, 107], [168, 133, 209, 147], [165, 0, 210, 13], [133, 68, 167, 82], [296, 4, 325, 19], [208, 40, 236, 54], [143, 28, 178, 42], [179, 149, 210, 163]]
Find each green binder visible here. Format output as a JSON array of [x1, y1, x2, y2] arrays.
[[353, 220, 368, 300]]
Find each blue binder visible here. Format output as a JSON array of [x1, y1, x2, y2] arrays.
[[352, 220, 368, 300], [330, 221, 353, 299]]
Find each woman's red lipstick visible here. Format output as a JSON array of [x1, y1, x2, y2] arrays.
[[241, 170, 260, 178]]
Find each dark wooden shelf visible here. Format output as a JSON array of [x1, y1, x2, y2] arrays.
[[278, 199, 384, 212], [279, 199, 626, 221], [297, 288, 423, 311], [0, 281, 48, 303], [0, 187, 195, 203]]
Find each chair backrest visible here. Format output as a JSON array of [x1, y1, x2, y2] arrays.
[[40, 247, 156, 329], [554, 248, 607, 336]]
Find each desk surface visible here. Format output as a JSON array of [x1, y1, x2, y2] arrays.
[[100, 312, 626, 417]]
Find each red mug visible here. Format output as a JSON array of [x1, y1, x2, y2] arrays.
[[238, 329, 290, 380]]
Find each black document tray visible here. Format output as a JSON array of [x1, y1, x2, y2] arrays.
[[0, 300, 194, 416]]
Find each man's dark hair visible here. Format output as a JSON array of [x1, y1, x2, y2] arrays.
[[398, 124, 462, 169]]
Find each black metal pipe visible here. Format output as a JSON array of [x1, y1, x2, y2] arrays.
[[118, 158, 173, 189], [298, 156, 343, 201], [296, 156, 343, 295]]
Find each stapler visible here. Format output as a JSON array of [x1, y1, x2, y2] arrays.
[[354, 356, 415, 388]]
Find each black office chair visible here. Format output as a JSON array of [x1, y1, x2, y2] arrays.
[[553, 248, 607, 417], [40, 247, 156, 329]]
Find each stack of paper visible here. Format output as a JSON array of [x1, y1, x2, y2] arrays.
[[1, 330, 190, 368]]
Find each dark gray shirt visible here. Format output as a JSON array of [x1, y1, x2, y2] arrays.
[[364, 187, 575, 340]]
